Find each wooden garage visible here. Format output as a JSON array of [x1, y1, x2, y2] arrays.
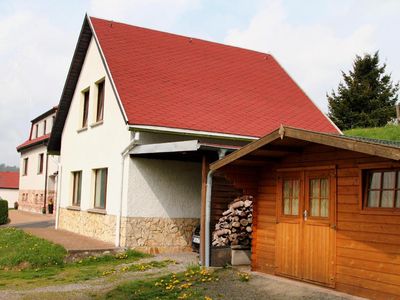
[[204, 125, 400, 300]]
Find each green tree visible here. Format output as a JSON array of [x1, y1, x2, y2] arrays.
[[328, 52, 399, 130]]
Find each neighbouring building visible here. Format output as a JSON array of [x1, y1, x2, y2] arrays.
[[17, 107, 59, 213], [47, 15, 339, 253], [0, 172, 19, 208], [207, 126, 400, 299]]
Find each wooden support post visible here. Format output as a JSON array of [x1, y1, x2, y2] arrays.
[[200, 155, 208, 265]]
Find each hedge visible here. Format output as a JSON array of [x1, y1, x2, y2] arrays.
[[0, 199, 8, 225]]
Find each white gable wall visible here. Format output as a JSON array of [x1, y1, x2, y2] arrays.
[[59, 37, 131, 215]]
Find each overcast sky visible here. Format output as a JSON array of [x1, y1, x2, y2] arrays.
[[1, 0, 399, 166]]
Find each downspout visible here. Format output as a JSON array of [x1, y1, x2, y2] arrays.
[[205, 149, 228, 267], [115, 132, 140, 248], [43, 154, 49, 214], [55, 163, 62, 229]]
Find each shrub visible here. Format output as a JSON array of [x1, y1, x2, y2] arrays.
[[0, 199, 8, 225]]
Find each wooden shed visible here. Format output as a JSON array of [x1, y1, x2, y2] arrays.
[[203, 125, 400, 299]]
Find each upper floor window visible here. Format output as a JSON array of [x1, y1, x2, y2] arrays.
[[52, 116, 56, 128], [43, 120, 47, 135], [23, 158, 28, 176], [82, 89, 90, 128], [96, 81, 105, 122], [35, 124, 39, 138], [364, 170, 400, 209], [38, 153, 44, 174], [94, 168, 107, 209]]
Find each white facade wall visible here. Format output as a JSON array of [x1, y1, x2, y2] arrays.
[[59, 37, 131, 215], [0, 188, 19, 208], [125, 158, 201, 218], [19, 145, 58, 191]]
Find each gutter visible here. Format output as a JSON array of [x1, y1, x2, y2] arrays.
[[115, 132, 140, 248]]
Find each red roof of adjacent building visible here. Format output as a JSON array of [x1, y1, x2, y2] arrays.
[[0, 172, 19, 189], [89, 17, 339, 137], [17, 134, 50, 152]]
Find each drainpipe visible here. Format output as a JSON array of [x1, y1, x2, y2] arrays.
[[43, 154, 49, 214], [205, 149, 228, 267], [55, 163, 62, 229], [115, 132, 140, 248]]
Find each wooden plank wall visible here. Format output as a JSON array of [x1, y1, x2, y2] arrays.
[[222, 144, 400, 300]]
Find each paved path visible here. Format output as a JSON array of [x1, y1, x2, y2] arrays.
[[2, 210, 115, 252]]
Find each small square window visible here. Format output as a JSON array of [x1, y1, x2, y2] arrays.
[[364, 170, 400, 209]]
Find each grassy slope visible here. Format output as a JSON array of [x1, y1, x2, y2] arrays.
[[344, 125, 400, 141], [0, 228, 67, 269], [0, 228, 155, 289]]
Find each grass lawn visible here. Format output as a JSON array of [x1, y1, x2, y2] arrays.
[[0, 227, 172, 290], [344, 125, 400, 141], [0, 227, 67, 269], [101, 265, 219, 300]]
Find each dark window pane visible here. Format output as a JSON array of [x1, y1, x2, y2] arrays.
[[369, 172, 381, 189]]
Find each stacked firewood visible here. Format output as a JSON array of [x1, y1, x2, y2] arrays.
[[212, 195, 253, 247]]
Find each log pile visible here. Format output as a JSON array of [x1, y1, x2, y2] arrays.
[[212, 195, 253, 247]]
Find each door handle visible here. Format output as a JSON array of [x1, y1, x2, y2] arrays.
[[303, 210, 308, 221]]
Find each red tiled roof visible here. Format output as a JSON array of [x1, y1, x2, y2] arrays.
[[90, 17, 339, 137], [17, 134, 50, 152], [0, 172, 19, 189]]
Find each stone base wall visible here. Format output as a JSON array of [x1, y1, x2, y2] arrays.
[[120, 217, 199, 254], [19, 189, 56, 214], [58, 208, 116, 244]]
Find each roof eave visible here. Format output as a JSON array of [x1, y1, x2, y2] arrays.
[[210, 126, 400, 171]]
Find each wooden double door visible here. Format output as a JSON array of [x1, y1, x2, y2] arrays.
[[275, 168, 336, 287]]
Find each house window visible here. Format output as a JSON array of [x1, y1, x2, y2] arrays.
[[365, 170, 400, 209], [94, 168, 107, 209], [283, 179, 300, 215], [35, 124, 39, 138], [23, 158, 28, 176], [82, 89, 90, 128], [38, 153, 44, 174], [72, 171, 82, 206], [309, 178, 329, 217], [43, 120, 47, 135], [52, 116, 56, 128], [96, 81, 105, 122]]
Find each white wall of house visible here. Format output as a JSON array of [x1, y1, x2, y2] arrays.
[[59, 37, 131, 215], [19, 145, 58, 191], [0, 188, 19, 208], [125, 158, 201, 218]]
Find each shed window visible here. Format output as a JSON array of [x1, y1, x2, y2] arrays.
[[283, 179, 299, 215], [309, 178, 329, 217], [365, 170, 400, 209]]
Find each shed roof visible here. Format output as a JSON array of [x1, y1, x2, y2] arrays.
[[210, 126, 400, 171], [0, 172, 19, 189], [48, 15, 340, 152]]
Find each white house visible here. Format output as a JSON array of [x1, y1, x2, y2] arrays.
[[17, 107, 59, 213], [0, 172, 19, 208], [48, 15, 340, 253]]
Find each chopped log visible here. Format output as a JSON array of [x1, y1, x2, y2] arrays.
[[230, 201, 244, 209], [232, 222, 240, 228], [240, 219, 249, 226]]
